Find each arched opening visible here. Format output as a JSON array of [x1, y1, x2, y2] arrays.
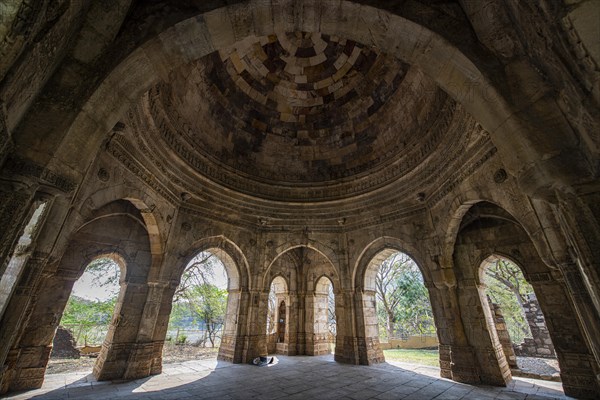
[[266, 276, 289, 355], [0, 200, 48, 320], [312, 276, 336, 355], [480, 255, 559, 378], [451, 201, 595, 392], [363, 249, 437, 365], [263, 246, 340, 359], [165, 251, 229, 362], [47, 255, 123, 374]]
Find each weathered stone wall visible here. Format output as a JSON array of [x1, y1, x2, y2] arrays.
[[513, 294, 556, 359], [50, 326, 80, 359], [0, 0, 599, 398]]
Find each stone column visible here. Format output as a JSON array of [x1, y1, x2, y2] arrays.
[[427, 280, 480, 383], [239, 289, 269, 363], [149, 282, 178, 374], [354, 289, 384, 365], [217, 287, 243, 362], [2, 269, 78, 392], [224, 288, 252, 364], [306, 291, 331, 356], [554, 263, 600, 396], [121, 281, 172, 380], [0, 105, 12, 168], [94, 281, 150, 380], [0, 254, 48, 394], [276, 292, 298, 355], [334, 289, 358, 364], [456, 279, 510, 386]]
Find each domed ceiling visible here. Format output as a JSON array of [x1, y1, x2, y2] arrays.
[[129, 31, 480, 204]]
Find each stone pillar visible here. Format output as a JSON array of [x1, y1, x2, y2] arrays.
[[94, 281, 150, 380], [2, 270, 77, 392], [427, 280, 481, 383], [273, 292, 297, 355], [456, 280, 510, 386], [0, 253, 48, 394], [218, 287, 243, 362], [0, 106, 11, 168], [238, 289, 269, 363], [354, 289, 384, 365], [223, 288, 252, 363], [554, 263, 600, 397], [122, 281, 172, 380], [149, 282, 178, 375], [334, 290, 359, 364], [487, 297, 518, 368], [557, 192, 600, 317]]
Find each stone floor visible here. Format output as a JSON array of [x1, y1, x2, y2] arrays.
[[4, 355, 572, 400]]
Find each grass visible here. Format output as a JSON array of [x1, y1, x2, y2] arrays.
[[383, 348, 440, 367]]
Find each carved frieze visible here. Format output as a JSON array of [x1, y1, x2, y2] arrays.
[[3, 156, 75, 192]]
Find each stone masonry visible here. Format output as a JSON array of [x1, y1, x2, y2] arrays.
[[514, 294, 557, 359], [0, 1, 599, 399]]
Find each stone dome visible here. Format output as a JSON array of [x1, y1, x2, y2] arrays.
[[140, 32, 461, 202]]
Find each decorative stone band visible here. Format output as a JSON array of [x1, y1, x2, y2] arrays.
[[3, 156, 75, 193]]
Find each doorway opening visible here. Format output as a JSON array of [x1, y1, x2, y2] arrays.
[[165, 251, 229, 363], [368, 250, 437, 365], [48, 255, 122, 374], [481, 256, 559, 377], [267, 276, 289, 354], [313, 276, 336, 355]]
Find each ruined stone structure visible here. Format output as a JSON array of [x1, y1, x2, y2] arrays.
[[0, 0, 599, 398], [50, 327, 80, 360], [513, 294, 557, 359]]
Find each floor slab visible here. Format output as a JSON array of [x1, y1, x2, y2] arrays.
[[4, 356, 572, 400]]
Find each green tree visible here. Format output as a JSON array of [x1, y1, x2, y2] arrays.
[[376, 253, 434, 339], [395, 274, 435, 336], [61, 295, 117, 345], [183, 284, 227, 347], [483, 258, 533, 343], [169, 252, 229, 347]]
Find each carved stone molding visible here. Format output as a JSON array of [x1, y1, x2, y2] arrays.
[[3, 156, 75, 192]]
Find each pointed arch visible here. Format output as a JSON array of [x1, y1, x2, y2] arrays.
[[353, 236, 429, 292], [177, 235, 250, 291]]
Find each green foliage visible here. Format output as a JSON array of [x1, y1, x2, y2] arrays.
[[376, 253, 435, 340], [61, 295, 117, 345], [62, 295, 116, 325], [177, 335, 187, 345], [168, 252, 229, 347], [483, 258, 533, 344], [383, 349, 440, 367], [60, 257, 121, 346]]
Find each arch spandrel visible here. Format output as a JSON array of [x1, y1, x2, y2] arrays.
[[265, 243, 340, 281], [441, 195, 568, 272]]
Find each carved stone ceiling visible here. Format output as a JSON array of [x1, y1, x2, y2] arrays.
[[124, 31, 484, 206]]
